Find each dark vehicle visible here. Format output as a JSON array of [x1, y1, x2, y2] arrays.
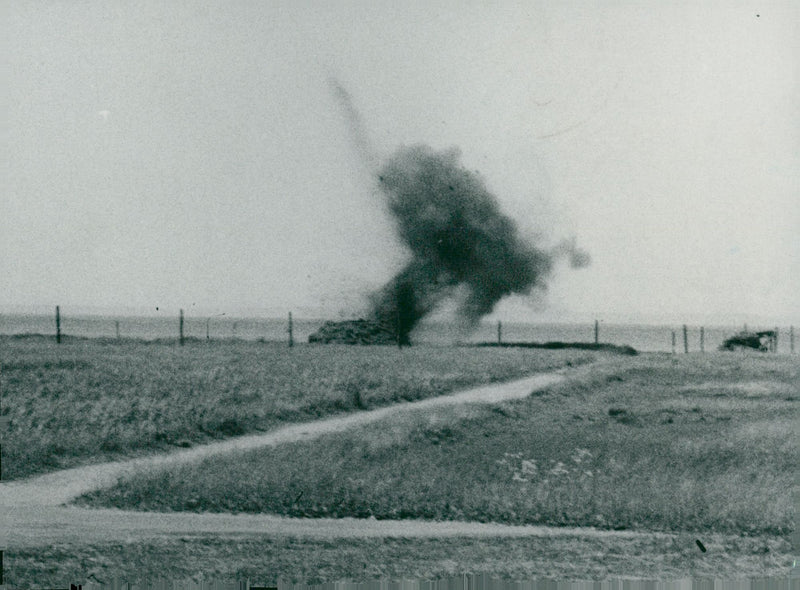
[[720, 330, 776, 352]]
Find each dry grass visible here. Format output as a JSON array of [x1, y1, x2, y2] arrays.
[[0, 335, 596, 480], [78, 352, 799, 537], [4, 532, 794, 588]]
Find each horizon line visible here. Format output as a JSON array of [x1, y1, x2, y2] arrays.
[[0, 305, 797, 329]]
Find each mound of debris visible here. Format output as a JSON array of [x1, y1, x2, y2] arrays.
[[308, 319, 398, 345]]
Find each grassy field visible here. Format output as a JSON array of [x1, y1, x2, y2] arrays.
[[78, 352, 799, 537], [0, 335, 596, 480], [4, 532, 793, 588]]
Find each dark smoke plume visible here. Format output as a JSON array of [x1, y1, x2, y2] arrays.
[[371, 145, 556, 344], [553, 237, 592, 269], [328, 79, 589, 344]]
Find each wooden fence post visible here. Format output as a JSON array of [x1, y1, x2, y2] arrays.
[[1, 365, 5, 481], [774, 327, 779, 353], [671, 330, 676, 354], [497, 321, 502, 345], [683, 324, 688, 354], [179, 309, 185, 346], [288, 312, 294, 348], [396, 305, 402, 349], [700, 326, 704, 353], [594, 320, 599, 344], [55, 305, 61, 344]]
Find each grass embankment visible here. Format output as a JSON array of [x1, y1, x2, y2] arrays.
[[79, 353, 799, 537], [0, 335, 596, 480]]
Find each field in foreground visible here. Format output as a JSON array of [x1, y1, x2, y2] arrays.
[[0, 336, 596, 480], [80, 353, 799, 538], [4, 532, 793, 587]]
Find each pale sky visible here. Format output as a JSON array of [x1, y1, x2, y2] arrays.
[[4, 1, 799, 325]]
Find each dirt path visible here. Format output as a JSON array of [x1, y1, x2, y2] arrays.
[[4, 505, 676, 549], [3, 361, 793, 585], [2, 370, 576, 547]]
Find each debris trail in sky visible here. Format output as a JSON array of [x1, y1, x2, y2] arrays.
[[328, 78, 379, 172]]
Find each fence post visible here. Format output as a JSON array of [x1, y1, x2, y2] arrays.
[[115, 321, 120, 340], [396, 303, 402, 349], [774, 327, 779, 353], [288, 312, 294, 348], [497, 321, 502, 345], [397, 308, 402, 348], [179, 309, 185, 346], [1, 364, 5, 481], [700, 326, 704, 353], [55, 305, 61, 344], [594, 319, 599, 344], [671, 330, 676, 354], [683, 324, 688, 354]]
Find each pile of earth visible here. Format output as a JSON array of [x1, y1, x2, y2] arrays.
[[308, 319, 398, 345]]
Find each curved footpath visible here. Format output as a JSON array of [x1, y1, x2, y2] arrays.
[[0, 367, 667, 549]]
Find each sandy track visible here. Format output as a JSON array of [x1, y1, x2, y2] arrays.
[[4, 505, 675, 549], [1, 370, 586, 548]]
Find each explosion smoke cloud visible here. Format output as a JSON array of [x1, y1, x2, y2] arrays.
[[553, 237, 592, 269], [329, 79, 589, 345], [371, 145, 560, 344]]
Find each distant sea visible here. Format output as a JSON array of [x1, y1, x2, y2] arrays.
[[0, 313, 793, 354]]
